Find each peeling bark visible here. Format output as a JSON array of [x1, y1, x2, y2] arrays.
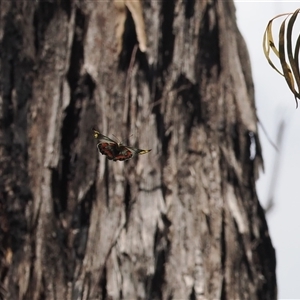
[[0, 0, 276, 300]]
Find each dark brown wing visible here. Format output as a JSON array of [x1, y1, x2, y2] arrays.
[[97, 142, 119, 160], [93, 128, 119, 160], [115, 145, 151, 161], [112, 145, 134, 161]]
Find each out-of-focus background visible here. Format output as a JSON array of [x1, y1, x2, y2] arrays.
[[235, 1, 300, 299]]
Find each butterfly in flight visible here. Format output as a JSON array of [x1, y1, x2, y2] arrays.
[[93, 128, 151, 161]]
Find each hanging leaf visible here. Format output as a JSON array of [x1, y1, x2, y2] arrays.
[[263, 9, 300, 106], [114, 0, 127, 55], [114, 0, 147, 54]]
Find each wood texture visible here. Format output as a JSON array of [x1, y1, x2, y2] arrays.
[[0, 0, 276, 299]]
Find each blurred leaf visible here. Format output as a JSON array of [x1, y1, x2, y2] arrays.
[[114, 0, 147, 54], [126, 0, 147, 52], [114, 0, 127, 55]]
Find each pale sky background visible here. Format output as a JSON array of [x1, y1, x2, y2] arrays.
[[235, 1, 300, 299]]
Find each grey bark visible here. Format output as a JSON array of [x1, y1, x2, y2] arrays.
[[0, 0, 276, 300]]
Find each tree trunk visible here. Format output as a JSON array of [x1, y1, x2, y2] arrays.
[[0, 0, 276, 299]]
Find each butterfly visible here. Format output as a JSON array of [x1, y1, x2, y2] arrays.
[[93, 128, 151, 161]]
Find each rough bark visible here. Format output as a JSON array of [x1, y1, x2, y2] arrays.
[[0, 0, 276, 300]]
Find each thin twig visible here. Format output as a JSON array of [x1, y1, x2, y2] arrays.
[[264, 120, 285, 213], [257, 118, 278, 152]]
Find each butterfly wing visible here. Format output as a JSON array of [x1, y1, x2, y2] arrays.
[[97, 143, 118, 160], [112, 145, 134, 161], [116, 145, 151, 161], [93, 128, 119, 160], [93, 128, 117, 143], [136, 148, 152, 155]]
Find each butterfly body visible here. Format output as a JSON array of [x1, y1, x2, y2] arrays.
[[93, 128, 151, 161]]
